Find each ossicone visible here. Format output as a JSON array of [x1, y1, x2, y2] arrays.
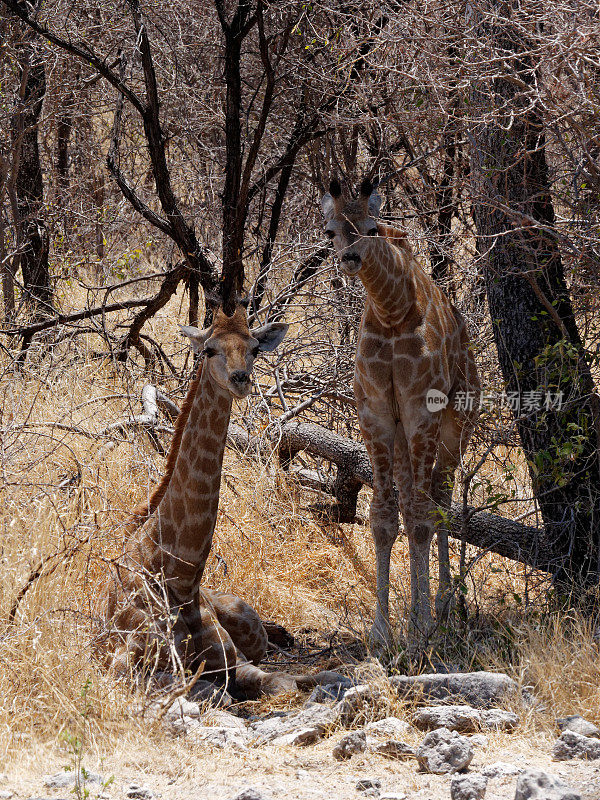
[[329, 178, 342, 198], [204, 287, 249, 315], [360, 178, 373, 197]]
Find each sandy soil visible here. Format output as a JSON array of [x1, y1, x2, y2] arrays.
[[4, 730, 600, 800]]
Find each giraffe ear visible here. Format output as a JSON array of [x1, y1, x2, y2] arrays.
[[251, 322, 289, 352], [368, 191, 382, 218], [321, 193, 335, 221], [180, 324, 210, 354]]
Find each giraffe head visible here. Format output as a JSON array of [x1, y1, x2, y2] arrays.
[[181, 304, 288, 399], [321, 178, 382, 275]]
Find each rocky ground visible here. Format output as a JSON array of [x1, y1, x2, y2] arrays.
[[4, 671, 600, 800]]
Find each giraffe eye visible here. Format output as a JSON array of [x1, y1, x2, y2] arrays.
[[366, 227, 377, 236], [203, 346, 217, 358], [325, 229, 335, 240], [251, 346, 260, 358]]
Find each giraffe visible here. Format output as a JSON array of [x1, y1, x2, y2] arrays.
[[321, 178, 480, 644], [103, 303, 292, 696]]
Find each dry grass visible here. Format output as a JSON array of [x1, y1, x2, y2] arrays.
[[0, 280, 599, 776]]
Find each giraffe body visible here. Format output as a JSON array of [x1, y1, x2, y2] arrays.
[[103, 306, 288, 691], [322, 180, 479, 643]]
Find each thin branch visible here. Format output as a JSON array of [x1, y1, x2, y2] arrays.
[[11, 297, 152, 339], [106, 55, 174, 239], [117, 261, 189, 363], [0, 0, 145, 114], [263, 245, 331, 323], [238, 6, 291, 213]]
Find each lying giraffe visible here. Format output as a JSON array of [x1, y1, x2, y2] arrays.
[[321, 179, 480, 644], [103, 304, 296, 696]]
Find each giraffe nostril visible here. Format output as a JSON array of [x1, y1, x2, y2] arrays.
[[231, 370, 249, 385]]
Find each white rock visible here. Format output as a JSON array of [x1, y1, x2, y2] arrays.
[[373, 740, 416, 760], [332, 730, 367, 760], [414, 705, 481, 733], [202, 709, 247, 730], [335, 684, 379, 723], [164, 696, 204, 719], [416, 727, 473, 774], [271, 727, 321, 747], [451, 774, 488, 800], [248, 715, 289, 743], [480, 709, 519, 731], [557, 715, 600, 739], [250, 704, 339, 745], [481, 762, 522, 778], [514, 768, 581, 800], [469, 734, 489, 748], [0, 791, 14, 799], [44, 772, 103, 788], [391, 672, 517, 708], [295, 702, 342, 730], [552, 730, 600, 761], [365, 717, 412, 739], [189, 726, 249, 750], [414, 704, 518, 733]]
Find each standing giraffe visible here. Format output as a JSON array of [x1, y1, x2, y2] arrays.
[[104, 304, 289, 694], [321, 178, 479, 643]]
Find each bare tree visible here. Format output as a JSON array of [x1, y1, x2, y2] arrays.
[[467, 0, 600, 599], [2, 5, 53, 317]]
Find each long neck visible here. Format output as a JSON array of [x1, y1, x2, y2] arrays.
[[359, 230, 416, 327], [142, 358, 232, 596]]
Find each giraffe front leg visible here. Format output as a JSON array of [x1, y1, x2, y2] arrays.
[[370, 485, 398, 648], [357, 409, 398, 649]]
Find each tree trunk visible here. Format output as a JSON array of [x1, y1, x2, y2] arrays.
[[12, 23, 52, 315], [220, 14, 250, 313], [0, 198, 16, 321], [55, 91, 73, 195], [469, 4, 600, 599]]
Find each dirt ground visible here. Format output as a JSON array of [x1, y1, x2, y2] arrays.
[[4, 727, 600, 800]]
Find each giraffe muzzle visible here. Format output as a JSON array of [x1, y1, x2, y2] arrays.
[[230, 370, 251, 397], [340, 252, 362, 274]]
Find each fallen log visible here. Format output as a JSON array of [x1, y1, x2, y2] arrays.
[[277, 420, 369, 523], [272, 419, 554, 573]]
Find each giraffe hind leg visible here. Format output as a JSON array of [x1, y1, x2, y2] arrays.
[[433, 403, 476, 622], [403, 411, 443, 646], [201, 588, 268, 665]]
